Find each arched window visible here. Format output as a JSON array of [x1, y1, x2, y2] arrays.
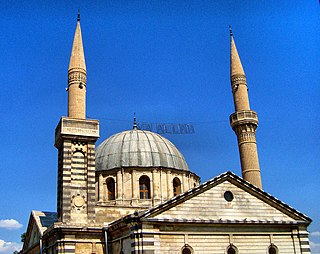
[[106, 178, 115, 200], [139, 176, 150, 199], [268, 244, 278, 254], [227, 244, 238, 254], [181, 244, 193, 254], [173, 177, 181, 196]]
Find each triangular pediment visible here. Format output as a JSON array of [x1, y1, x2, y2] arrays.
[[140, 172, 310, 225], [22, 211, 57, 252], [23, 212, 41, 251]]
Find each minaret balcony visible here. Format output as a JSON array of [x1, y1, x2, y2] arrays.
[[55, 117, 100, 147], [230, 110, 258, 128]]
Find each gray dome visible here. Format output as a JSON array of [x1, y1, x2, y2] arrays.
[[96, 129, 189, 171]]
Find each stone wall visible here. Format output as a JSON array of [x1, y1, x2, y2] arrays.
[[95, 167, 200, 224]]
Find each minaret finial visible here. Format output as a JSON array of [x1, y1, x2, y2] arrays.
[[229, 25, 233, 36], [133, 113, 138, 130], [77, 9, 80, 22]]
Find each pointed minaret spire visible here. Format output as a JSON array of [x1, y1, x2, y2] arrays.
[[67, 12, 87, 119], [230, 28, 249, 111], [230, 27, 245, 79], [229, 29, 262, 189]]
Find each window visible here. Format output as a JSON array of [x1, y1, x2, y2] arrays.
[[268, 244, 278, 254], [173, 177, 181, 196], [227, 244, 238, 254], [106, 178, 115, 200], [228, 248, 236, 254], [182, 248, 191, 254], [224, 191, 234, 202], [181, 244, 193, 254], [139, 176, 150, 199]]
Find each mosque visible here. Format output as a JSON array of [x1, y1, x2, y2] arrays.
[[22, 14, 311, 254]]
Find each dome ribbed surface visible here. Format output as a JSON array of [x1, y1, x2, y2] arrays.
[[96, 129, 189, 171]]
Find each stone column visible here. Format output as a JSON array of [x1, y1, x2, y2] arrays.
[[132, 170, 138, 205], [166, 170, 172, 199], [152, 169, 161, 205], [116, 170, 123, 204], [98, 174, 104, 202], [123, 170, 132, 205]]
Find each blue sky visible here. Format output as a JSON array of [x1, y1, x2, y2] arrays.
[[0, 1, 319, 253]]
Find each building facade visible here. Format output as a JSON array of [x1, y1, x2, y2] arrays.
[[22, 15, 311, 254]]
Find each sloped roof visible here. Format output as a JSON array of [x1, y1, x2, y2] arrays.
[[36, 211, 57, 232], [108, 171, 311, 229]]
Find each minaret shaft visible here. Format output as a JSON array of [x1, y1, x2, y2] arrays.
[[229, 31, 262, 189], [68, 20, 87, 119], [55, 15, 99, 226], [232, 77, 250, 111]]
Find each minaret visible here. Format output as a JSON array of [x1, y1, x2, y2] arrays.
[[229, 28, 262, 189], [55, 13, 99, 225], [68, 11, 87, 119]]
